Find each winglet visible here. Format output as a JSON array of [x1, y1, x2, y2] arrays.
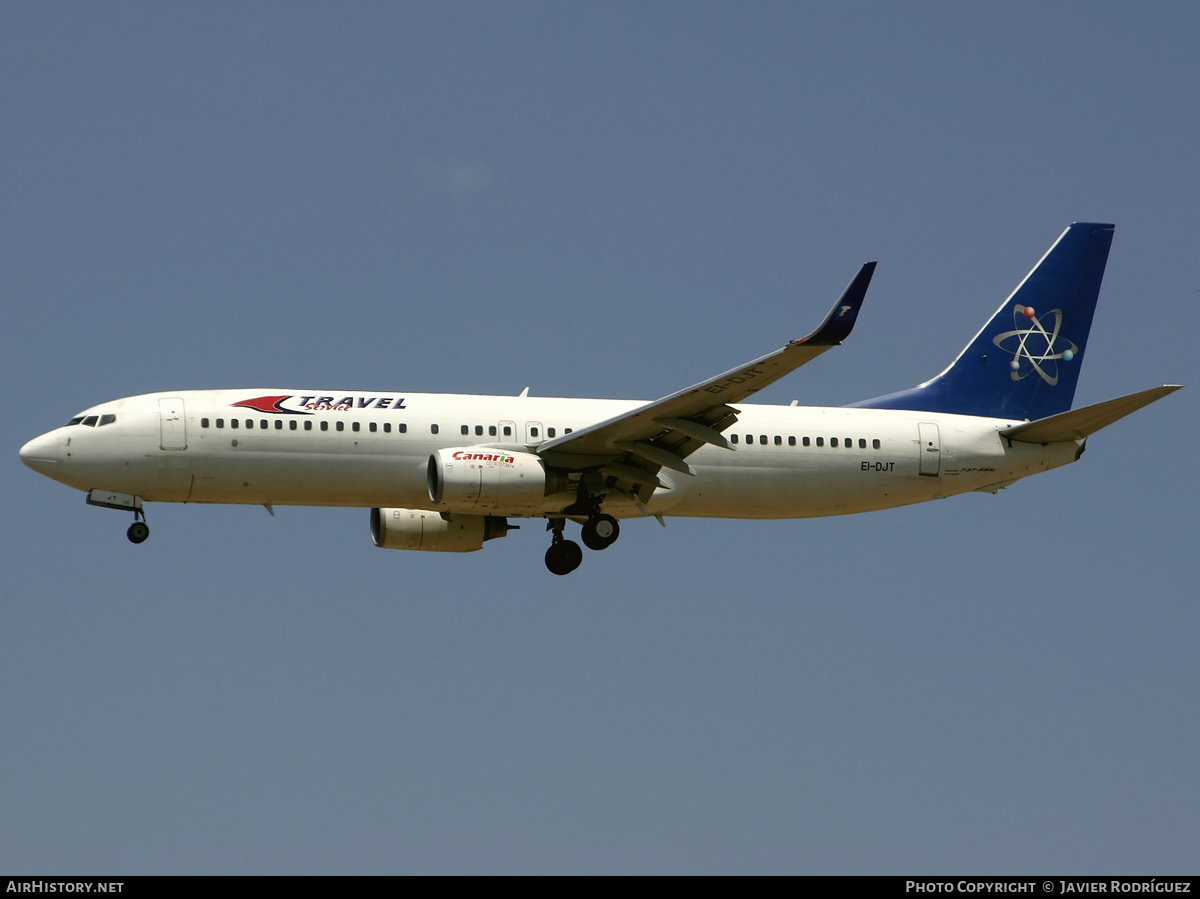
[[794, 261, 876, 346]]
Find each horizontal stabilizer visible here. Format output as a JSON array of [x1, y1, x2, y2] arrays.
[[1001, 385, 1181, 444]]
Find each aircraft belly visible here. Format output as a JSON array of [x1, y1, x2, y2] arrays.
[[184, 447, 429, 507], [667, 454, 930, 519]]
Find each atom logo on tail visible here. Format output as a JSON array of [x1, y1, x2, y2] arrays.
[[992, 305, 1079, 385]]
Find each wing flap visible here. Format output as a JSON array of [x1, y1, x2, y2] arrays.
[[652, 416, 733, 449]]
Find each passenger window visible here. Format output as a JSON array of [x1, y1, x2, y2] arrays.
[[774, 435, 782, 446], [731, 434, 739, 444], [831, 437, 838, 447], [216, 419, 225, 429], [399, 423, 407, 433], [383, 423, 391, 433], [231, 419, 239, 429], [503, 425, 512, 437], [431, 424, 439, 435], [275, 419, 283, 430], [816, 437, 823, 447], [260, 420, 268, 429], [82, 415, 98, 427], [320, 421, 328, 431], [475, 425, 483, 436], [844, 437, 851, 448], [369, 422, 377, 433], [461, 425, 469, 435], [530, 427, 539, 437], [489, 425, 497, 436], [304, 420, 312, 431], [352, 422, 360, 432], [246, 420, 253, 429], [872, 438, 881, 449], [759, 435, 767, 445], [745, 434, 753, 444], [289, 420, 297, 430], [788, 436, 796, 446], [336, 421, 345, 432], [565, 428, 573, 434], [548, 428, 556, 438], [201, 418, 210, 428], [802, 436, 810, 447], [859, 438, 866, 449]]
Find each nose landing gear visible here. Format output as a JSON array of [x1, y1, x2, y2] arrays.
[[126, 506, 150, 544], [86, 490, 150, 545]]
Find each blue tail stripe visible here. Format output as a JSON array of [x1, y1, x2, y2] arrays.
[[848, 223, 1114, 420]]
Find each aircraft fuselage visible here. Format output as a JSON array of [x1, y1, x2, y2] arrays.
[[21, 389, 1076, 520]]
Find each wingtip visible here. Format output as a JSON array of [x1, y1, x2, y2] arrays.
[[796, 263, 876, 347]]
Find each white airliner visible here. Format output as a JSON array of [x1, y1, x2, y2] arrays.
[[20, 223, 1180, 574]]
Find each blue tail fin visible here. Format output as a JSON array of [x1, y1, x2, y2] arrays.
[[848, 223, 1114, 420]]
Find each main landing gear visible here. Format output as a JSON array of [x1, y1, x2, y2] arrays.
[[545, 523, 583, 576], [544, 512, 621, 575], [580, 513, 620, 551]]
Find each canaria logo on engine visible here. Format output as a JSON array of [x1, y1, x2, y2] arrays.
[[452, 451, 515, 465]]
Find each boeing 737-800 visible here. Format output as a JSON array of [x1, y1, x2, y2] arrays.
[[19, 223, 1180, 574]]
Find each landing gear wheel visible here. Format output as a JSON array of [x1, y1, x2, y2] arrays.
[[127, 521, 150, 544], [545, 539, 583, 575], [581, 514, 620, 551]]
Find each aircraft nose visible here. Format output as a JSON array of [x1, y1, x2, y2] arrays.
[[19, 432, 59, 477]]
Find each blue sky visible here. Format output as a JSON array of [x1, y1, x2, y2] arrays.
[[2, 2, 1197, 874]]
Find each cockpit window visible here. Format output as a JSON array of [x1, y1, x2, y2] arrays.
[[68, 413, 116, 426]]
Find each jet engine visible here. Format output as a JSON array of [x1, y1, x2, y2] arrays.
[[370, 507, 514, 553], [427, 447, 570, 514]]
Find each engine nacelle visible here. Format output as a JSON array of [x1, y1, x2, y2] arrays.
[[370, 507, 513, 553], [427, 447, 570, 514]]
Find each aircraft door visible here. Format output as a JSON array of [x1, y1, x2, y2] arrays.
[[159, 397, 187, 450], [917, 421, 940, 477]]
